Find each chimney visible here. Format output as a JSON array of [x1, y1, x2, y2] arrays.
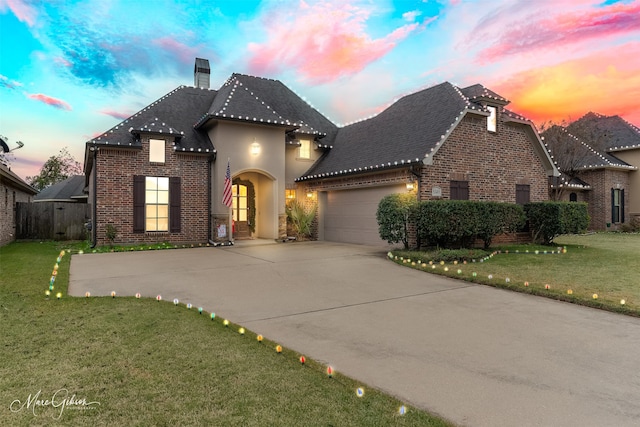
[[194, 58, 210, 89]]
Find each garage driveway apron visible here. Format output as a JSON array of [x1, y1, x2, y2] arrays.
[[69, 241, 640, 427]]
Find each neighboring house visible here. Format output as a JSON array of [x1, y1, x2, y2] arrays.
[[84, 58, 558, 247], [33, 175, 87, 203], [542, 113, 639, 230], [0, 162, 38, 246]]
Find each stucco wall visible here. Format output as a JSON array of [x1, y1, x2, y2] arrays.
[[612, 149, 640, 219]]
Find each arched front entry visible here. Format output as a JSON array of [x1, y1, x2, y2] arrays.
[[232, 170, 279, 239]]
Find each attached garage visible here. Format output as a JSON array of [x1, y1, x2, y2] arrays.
[[320, 184, 407, 246]]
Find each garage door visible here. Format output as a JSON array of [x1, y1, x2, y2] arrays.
[[323, 185, 407, 246]]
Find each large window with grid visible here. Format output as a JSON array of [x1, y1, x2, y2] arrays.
[[145, 177, 169, 231]]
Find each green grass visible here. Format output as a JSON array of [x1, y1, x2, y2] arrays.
[[0, 242, 452, 426], [391, 233, 640, 315]]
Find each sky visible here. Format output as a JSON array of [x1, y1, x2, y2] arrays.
[[1, 0, 639, 182]]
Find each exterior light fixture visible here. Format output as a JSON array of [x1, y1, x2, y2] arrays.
[[406, 181, 415, 191], [251, 139, 261, 156], [306, 192, 314, 199]]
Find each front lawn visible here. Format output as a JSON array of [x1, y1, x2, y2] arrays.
[[390, 233, 640, 315], [0, 241, 452, 426]]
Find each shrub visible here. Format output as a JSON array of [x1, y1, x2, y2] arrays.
[[286, 200, 317, 239], [376, 193, 418, 249], [525, 202, 589, 244]]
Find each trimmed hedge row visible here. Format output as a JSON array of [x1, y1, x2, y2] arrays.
[[377, 197, 590, 249]]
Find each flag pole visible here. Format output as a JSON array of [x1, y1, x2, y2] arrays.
[[222, 157, 234, 245], [228, 158, 233, 243]]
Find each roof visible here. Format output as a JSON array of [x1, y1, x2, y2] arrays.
[[542, 125, 635, 171], [550, 175, 591, 190], [34, 175, 86, 202], [87, 86, 217, 154], [298, 82, 554, 181], [196, 73, 338, 139], [0, 162, 38, 195], [567, 112, 640, 152]]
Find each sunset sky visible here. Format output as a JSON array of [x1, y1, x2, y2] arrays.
[[1, 0, 639, 182]]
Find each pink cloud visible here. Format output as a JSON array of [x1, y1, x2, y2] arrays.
[[492, 42, 640, 126], [478, 2, 640, 63], [100, 109, 132, 120], [247, 1, 422, 84], [152, 37, 205, 65], [1, 0, 37, 27], [27, 93, 72, 111]]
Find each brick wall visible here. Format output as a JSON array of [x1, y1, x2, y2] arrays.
[[421, 114, 549, 203], [578, 169, 629, 230], [0, 182, 33, 246], [93, 136, 211, 245]]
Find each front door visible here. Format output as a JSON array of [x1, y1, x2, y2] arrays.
[[232, 184, 251, 238]]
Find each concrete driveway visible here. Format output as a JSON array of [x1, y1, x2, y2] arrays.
[[69, 241, 640, 427]]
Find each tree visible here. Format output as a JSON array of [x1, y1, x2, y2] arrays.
[[26, 147, 82, 191]]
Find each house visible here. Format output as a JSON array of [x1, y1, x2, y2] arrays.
[[542, 113, 639, 230], [83, 58, 557, 247], [0, 162, 38, 246], [33, 175, 87, 203]]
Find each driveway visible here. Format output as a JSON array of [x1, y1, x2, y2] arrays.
[[69, 241, 640, 427]]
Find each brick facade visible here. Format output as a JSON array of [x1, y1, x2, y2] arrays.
[[92, 135, 211, 245], [577, 169, 629, 230], [422, 114, 548, 203], [0, 181, 34, 246]]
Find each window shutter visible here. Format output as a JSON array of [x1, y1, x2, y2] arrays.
[[133, 176, 145, 233], [516, 184, 530, 205], [611, 188, 615, 224], [169, 177, 181, 233], [621, 189, 625, 223]]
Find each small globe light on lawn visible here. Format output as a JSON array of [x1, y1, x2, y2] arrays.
[[187, 303, 192, 309], [211, 312, 216, 320], [398, 405, 407, 415], [444, 267, 449, 271], [56, 292, 62, 299], [621, 299, 626, 305], [326, 366, 334, 377], [49, 284, 54, 291], [299, 355, 306, 364], [60, 250, 65, 256], [535, 250, 539, 255], [457, 269, 462, 274], [276, 345, 282, 353], [111, 291, 116, 298], [356, 387, 364, 397], [463, 260, 467, 264], [223, 319, 230, 327], [505, 278, 510, 283], [52, 270, 57, 276], [45, 290, 50, 297], [524, 281, 529, 287], [440, 260, 445, 265], [431, 265, 436, 270], [545, 284, 550, 290], [472, 272, 477, 277], [173, 298, 179, 305], [411, 262, 416, 266], [156, 295, 162, 302], [422, 263, 427, 268], [135, 292, 141, 299], [257, 334, 263, 343], [453, 260, 458, 265], [592, 293, 598, 300], [567, 289, 573, 295], [429, 261, 433, 265], [238, 327, 245, 335], [198, 307, 203, 314], [85, 292, 90, 298], [78, 250, 83, 255], [53, 264, 59, 271], [488, 274, 493, 279]]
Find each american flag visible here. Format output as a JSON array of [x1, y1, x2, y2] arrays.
[[222, 159, 232, 208]]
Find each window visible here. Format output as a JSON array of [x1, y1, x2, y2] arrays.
[[611, 189, 624, 224], [516, 184, 530, 205], [299, 140, 311, 159], [145, 177, 169, 231], [133, 176, 181, 233], [487, 106, 497, 132], [450, 180, 469, 200], [149, 139, 165, 163], [285, 189, 296, 205], [569, 193, 578, 202]]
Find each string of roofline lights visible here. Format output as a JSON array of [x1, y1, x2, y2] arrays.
[[387, 249, 627, 305], [46, 249, 410, 417]]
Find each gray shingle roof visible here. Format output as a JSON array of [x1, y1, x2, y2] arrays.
[[567, 112, 640, 152], [196, 74, 337, 138], [459, 84, 509, 105], [0, 162, 38, 195], [542, 125, 635, 171], [34, 175, 86, 201], [88, 86, 217, 154], [297, 82, 493, 181]]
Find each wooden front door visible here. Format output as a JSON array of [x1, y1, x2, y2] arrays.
[[232, 184, 251, 238]]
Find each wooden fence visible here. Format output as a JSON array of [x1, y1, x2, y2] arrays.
[[15, 202, 91, 241]]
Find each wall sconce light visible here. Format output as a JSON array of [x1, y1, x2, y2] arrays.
[[406, 181, 415, 191], [306, 191, 314, 199], [251, 140, 261, 156]]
